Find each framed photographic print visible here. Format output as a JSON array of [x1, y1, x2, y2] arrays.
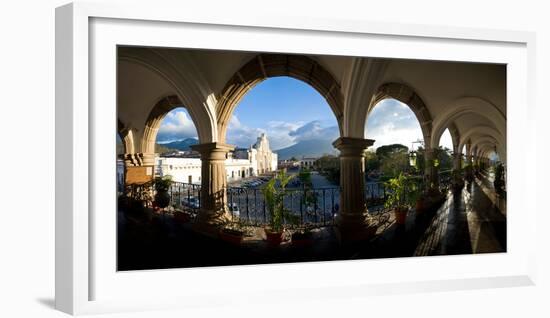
[[56, 1, 537, 315]]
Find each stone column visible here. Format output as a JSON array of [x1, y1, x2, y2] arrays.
[[332, 137, 374, 242], [466, 143, 472, 165], [424, 148, 439, 189], [452, 146, 461, 171], [464, 143, 474, 182], [190, 142, 235, 234]]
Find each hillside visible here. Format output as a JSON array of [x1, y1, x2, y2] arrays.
[[275, 139, 337, 160], [159, 138, 199, 151]]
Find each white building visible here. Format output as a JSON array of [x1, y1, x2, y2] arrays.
[[155, 133, 278, 183], [299, 157, 318, 168]]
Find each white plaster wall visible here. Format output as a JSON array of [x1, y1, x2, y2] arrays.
[[156, 157, 260, 183]]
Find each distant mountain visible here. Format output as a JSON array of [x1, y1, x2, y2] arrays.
[[275, 139, 338, 160], [158, 138, 199, 151]]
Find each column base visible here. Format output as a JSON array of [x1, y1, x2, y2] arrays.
[[191, 209, 232, 238], [335, 212, 377, 243]]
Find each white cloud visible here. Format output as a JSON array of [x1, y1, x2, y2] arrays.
[[226, 115, 266, 148], [289, 120, 339, 143], [157, 109, 198, 143], [366, 121, 423, 150], [366, 98, 425, 149], [226, 117, 339, 150]]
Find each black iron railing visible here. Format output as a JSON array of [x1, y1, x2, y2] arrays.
[[167, 182, 202, 214], [122, 173, 454, 228], [226, 186, 341, 227]]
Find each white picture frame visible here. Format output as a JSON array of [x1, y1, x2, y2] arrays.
[[55, 2, 537, 315]]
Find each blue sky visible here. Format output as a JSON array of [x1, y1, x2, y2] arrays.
[[156, 76, 454, 151]]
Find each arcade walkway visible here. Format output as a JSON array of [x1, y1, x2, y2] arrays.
[[362, 176, 506, 259], [118, 175, 506, 271]]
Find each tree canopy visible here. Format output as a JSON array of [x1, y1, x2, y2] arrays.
[[375, 144, 409, 158]]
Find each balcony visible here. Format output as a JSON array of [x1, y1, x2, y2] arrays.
[[115, 169, 510, 271]]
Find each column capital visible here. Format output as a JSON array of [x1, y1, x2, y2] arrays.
[[190, 142, 235, 160], [332, 137, 374, 156]]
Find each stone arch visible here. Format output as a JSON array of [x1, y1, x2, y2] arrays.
[[474, 139, 502, 160], [459, 126, 503, 151], [448, 123, 460, 150], [431, 97, 505, 149], [216, 53, 344, 142], [118, 47, 217, 145], [478, 143, 495, 158], [140, 95, 191, 154], [117, 119, 136, 154], [472, 136, 498, 150], [368, 82, 435, 148], [458, 125, 505, 162]]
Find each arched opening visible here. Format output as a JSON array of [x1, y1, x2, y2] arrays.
[[365, 97, 426, 179], [116, 132, 125, 156], [153, 106, 200, 183], [487, 150, 500, 163], [460, 143, 468, 169], [431, 97, 506, 156], [370, 83, 433, 148], [116, 133, 125, 191], [439, 128, 453, 151], [435, 128, 454, 174], [223, 75, 340, 224]]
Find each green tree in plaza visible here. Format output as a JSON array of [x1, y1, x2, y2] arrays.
[[297, 167, 317, 212], [375, 144, 409, 158], [380, 150, 409, 178], [365, 149, 380, 171], [314, 155, 339, 172], [434, 146, 453, 171], [298, 167, 313, 187], [376, 144, 409, 179], [314, 155, 340, 184]]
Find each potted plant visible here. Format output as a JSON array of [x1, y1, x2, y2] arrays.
[[153, 175, 172, 209], [384, 173, 413, 225], [261, 170, 297, 246], [404, 178, 426, 214], [119, 182, 152, 219], [219, 221, 246, 245]]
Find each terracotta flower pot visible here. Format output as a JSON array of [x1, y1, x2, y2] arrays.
[[264, 229, 284, 246], [394, 207, 408, 225]]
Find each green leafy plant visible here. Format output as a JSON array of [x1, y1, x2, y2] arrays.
[[154, 175, 173, 192], [384, 173, 416, 210], [261, 170, 298, 232]]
